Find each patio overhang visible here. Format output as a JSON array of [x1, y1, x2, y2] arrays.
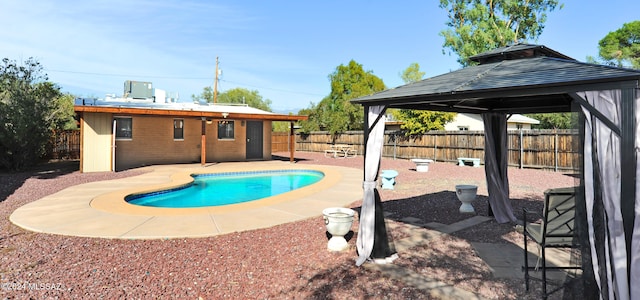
[[74, 105, 308, 122]]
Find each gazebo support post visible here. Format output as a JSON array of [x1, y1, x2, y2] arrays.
[[289, 121, 295, 163], [201, 117, 206, 166], [356, 105, 397, 266]]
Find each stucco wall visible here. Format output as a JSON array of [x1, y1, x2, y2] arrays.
[[444, 113, 485, 131], [506, 123, 533, 130], [81, 112, 113, 172], [263, 121, 272, 158], [445, 113, 534, 131]]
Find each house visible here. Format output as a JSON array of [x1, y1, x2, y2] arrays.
[[443, 113, 540, 131], [74, 89, 306, 172]]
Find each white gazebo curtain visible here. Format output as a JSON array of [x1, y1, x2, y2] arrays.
[[356, 105, 397, 266], [482, 112, 517, 223], [575, 89, 640, 300]]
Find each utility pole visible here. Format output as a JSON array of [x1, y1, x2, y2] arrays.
[[213, 56, 219, 103]]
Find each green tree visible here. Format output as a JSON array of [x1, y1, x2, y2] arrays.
[[272, 122, 288, 132], [53, 93, 78, 130], [392, 63, 456, 134], [399, 62, 425, 83], [585, 55, 599, 64], [0, 58, 68, 170], [191, 87, 272, 111], [597, 20, 640, 69], [272, 112, 295, 133], [301, 60, 385, 135], [396, 110, 456, 135], [526, 112, 577, 129], [297, 105, 321, 133], [191, 86, 215, 103], [439, 0, 562, 66], [218, 87, 272, 111]]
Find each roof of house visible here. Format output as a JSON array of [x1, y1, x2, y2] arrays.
[[74, 98, 307, 122], [507, 114, 539, 124], [352, 43, 640, 114]]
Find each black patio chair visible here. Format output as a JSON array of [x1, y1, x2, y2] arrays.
[[522, 186, 582, 299]]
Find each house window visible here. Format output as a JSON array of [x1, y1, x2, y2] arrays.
[[173, 119, 184, 140], [458, 126, 469, 131], [115, 117, 132, 139], [218, 121, 234, 139], [516, 124, 524, 130]]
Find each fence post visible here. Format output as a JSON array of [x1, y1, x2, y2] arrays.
[[519, 129, 524, 169], [554, 130, 558, 172], [393, 132, 397, 160], [434, 134, 437, 161], [467, 132, 470, 158]]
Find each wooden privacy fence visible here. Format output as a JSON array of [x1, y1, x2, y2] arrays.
[[272, 132, 291, 152], [51, 129, 579, 171], [45, 130, 80, 159], [293, 130, 581, 172]]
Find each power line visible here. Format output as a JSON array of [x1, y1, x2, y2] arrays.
[[45, 68, 326, 97], [45, 69, 210, 80], [219, 79, 325, 97]]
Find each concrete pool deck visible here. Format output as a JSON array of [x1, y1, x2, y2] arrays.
[[9, 161, 363, 239]]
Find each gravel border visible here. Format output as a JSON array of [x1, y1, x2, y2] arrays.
[[1, 153, 580, 299]]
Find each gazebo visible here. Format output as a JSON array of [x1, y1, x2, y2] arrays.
[[351, 43, 640, 300]]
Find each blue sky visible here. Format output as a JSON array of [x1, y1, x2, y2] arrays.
[[2, 0, 639, 113]]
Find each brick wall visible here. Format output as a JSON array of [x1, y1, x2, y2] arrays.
[[208, 120, 247, 161], [114, 116, 267, 170], [115, 116, 200, 169]]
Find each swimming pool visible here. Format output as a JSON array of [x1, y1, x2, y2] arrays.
[[126, 170, 324, 208]]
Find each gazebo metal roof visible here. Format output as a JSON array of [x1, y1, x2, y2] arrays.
[[352, 44, 640, 299], [351, 43, 640, 114]]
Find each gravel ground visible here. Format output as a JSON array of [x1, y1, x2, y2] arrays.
[[1, 152, 580, 299]]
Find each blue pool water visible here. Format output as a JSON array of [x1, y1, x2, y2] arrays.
[[126, 170, 324, 208]]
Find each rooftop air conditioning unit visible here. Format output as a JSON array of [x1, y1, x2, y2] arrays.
[[124, 80, 153, 99]]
